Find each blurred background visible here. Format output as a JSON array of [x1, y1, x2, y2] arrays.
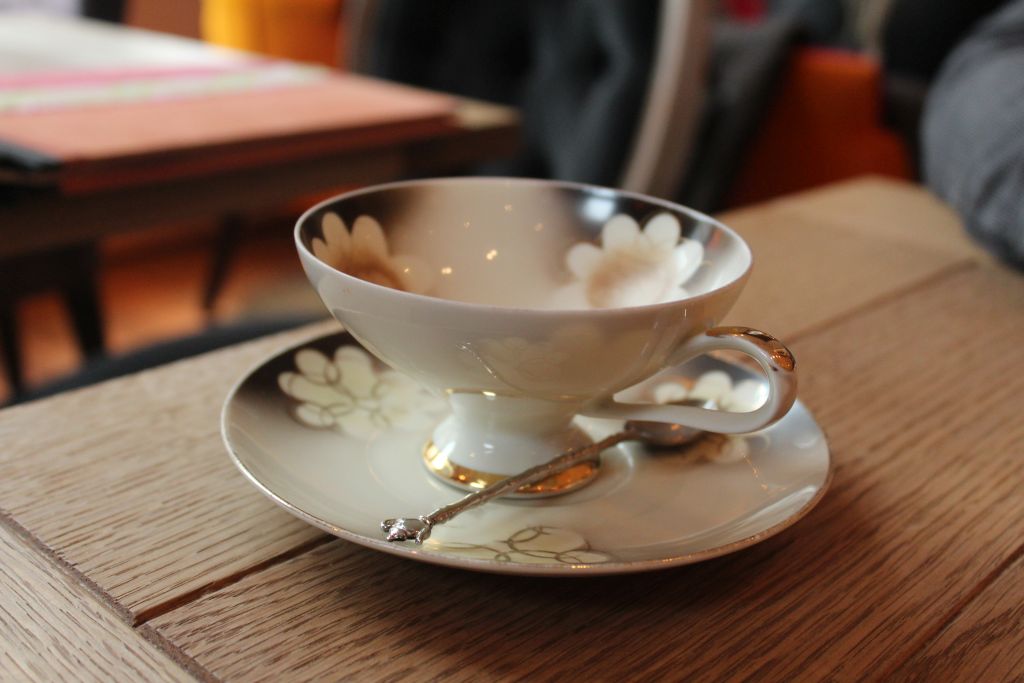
[[0, 0, 1015, 403]]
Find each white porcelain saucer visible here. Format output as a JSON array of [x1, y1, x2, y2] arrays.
[[223, 330, 832, 576]]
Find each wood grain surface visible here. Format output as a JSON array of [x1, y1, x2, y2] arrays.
[[765, 176, 988, 258], [148, 265, 1024, 681], [2, 178, 1022, 681], [0, 323, 336, 621], [721, 198, 973, 340], [0, 525, 190, 681], [720, 176, 989, 341], [895, 553, 1024, 682]]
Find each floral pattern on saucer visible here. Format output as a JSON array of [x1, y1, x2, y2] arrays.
[[427, 526, 614, 565], [312, 212, 434, 294], [564, 212, 704, 309], [278, 345, 446, 439], [653, 370, 767, 464]]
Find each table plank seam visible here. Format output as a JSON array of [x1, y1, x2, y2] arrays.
[[2, 494, 334, 630], [2, 503, 328, 682], [0, 506, 133, 623], [137, 623, 222, 683], [881, 540, 1024, 680], [782, 259, 977, 344], [0, 508, 205, 681], [132, 532, 336, 626]]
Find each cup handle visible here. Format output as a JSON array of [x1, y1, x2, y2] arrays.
[[579, 326, 798, 434]]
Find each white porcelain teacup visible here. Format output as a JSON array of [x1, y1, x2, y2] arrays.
[[296, 178, 796, 495]]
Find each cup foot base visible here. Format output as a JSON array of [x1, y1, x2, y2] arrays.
[[422, 441, 600, 498]]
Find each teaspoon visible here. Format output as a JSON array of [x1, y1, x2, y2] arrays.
[[381, 398, 713, 543]]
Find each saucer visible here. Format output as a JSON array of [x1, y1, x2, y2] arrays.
[[222, 330, 832, 575]]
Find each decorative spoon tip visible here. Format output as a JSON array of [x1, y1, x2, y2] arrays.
[[381, 516, 433, 543]]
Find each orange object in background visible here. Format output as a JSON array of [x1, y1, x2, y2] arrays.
[[198, 0, 355, 213], [200, 0, 346, 68], [728, 48, 911, 208]]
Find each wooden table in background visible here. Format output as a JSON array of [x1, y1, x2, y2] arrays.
[[1, 177, 1022, 681], [0, 14, 518, 397], [0, 15, 519, 259]]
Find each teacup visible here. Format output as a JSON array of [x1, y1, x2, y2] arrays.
[[296, 178, 796, 495]]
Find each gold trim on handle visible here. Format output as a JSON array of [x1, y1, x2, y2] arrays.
[[708, 326, 796, 372]]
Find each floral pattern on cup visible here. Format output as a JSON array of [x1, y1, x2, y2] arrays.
[[279, 345, 446, 439], [653, 370, 766, 464], [563, 212, 704, 309], [426, 526, 614, 565], [312, 212, 434, 294]]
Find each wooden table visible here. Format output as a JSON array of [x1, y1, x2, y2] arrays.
[[0, 15, 519, 260], [2, 177, 1022, 681]]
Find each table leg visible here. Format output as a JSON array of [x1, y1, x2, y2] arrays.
[[0, 301, 24, 399], [64, 265, 105, 359], [203, 213, 244, 314]]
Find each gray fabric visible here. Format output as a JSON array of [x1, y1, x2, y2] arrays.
[[922, 0, 1024, 268]]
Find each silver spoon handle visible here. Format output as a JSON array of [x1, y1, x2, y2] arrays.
[[382, 431, 630, 543], [431, 431, 629, 525]]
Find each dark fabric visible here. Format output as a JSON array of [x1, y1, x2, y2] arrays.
[[882, 73, 929, 174], [675, 18, 800, 212], [16, 315, 322, 405], [364, 0, 658, 185], [366, 0, 531, 107], [922, 0, 1024, 269], [518, 1, 659, 183], [883, 0, 1011, 82], [81, 0, 124, 23], [768, 0, 846, 46]]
